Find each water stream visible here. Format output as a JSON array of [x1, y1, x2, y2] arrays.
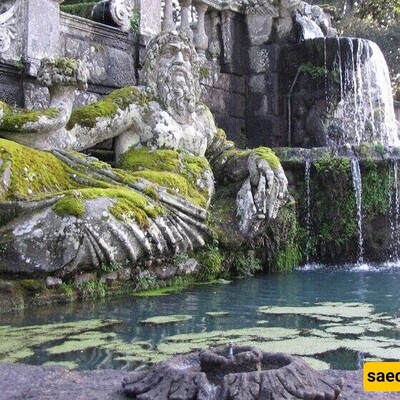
[[304, 158, 312, 263], [390, 159, 400, 261], [351, 158, 364, 264]]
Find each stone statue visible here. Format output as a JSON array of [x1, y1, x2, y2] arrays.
[[0, 31, 288, 276]]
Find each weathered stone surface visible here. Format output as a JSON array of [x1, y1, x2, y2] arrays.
[[122, 346, 343, 399], [45, 276, 62, 289], [0, 362, 397, 400]]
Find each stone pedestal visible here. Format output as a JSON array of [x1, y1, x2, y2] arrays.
[[138, 0, 161, 35], [23, 0, 62, 76]]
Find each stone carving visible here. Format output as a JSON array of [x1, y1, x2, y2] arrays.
[[122, 345, 344, 399], [0, 31, 288, 275], [91, 0, 135, 32], [0, 1, 17, 54]]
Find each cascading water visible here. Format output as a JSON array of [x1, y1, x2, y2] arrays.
[[389, 159, 400, 262], [331, 38, 399, 147], [351, 158, 364, 264], [304, 158, 312, 263]]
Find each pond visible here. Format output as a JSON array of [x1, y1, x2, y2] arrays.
[[1, 263, 400, 372]]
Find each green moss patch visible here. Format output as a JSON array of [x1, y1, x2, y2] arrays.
[[119, 147, 212, 207], [0, 139, 77, 199], [253, 147, 281, 170], [139, 314, 193, 325], [53, 196, 86, 217], [67, 87, 154, 129], [0, 104, 59, 132]]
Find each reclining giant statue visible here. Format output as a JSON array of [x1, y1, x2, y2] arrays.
[[0, 31, 288, 275]]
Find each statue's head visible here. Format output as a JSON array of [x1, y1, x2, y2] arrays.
[[141, 31, 201, 123]]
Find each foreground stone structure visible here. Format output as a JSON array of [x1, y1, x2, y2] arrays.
[[122, 346, 344, 399], [0, 30, 287, 275]]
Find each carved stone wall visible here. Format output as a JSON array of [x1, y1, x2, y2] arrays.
[[60, 13, 138, 94]]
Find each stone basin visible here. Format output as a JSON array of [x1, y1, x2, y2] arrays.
[[122, 345, 343, 399]]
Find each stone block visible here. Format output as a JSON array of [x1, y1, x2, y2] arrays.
[[246, 14, 275, 46], [24, 0, 62, 71], [226, 92, 246, 118], [60, 14, 137, 88], [248, 45, 279, 74]]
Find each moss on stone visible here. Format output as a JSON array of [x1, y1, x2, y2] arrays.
[[0, 105, 59, 132], [118, 147, 212, 207], [67, 87, 154, 129], [253, 147, 281, 170], [119, 148, 181, 173], [53, 196, 86, 217], [0, 139, 77, 199]]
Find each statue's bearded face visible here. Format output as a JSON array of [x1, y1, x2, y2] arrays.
[[156, 40, 196, 122]]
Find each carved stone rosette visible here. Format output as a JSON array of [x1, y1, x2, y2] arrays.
[[0, 1, 18, 54], [91, 0, 135, 32]]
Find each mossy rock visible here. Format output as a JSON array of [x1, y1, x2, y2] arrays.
[[119, 147, 212, 207], [67, 87, 154, 129], [0, 102, 59, 132]]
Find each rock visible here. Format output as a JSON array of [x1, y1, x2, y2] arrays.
[[45, 276, 63, 289], [74, 273, 97, 287], [177, 258, 198, 275]]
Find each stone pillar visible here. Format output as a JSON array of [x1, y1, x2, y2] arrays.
[[193, 1, 208, 58], [23, 0, 63, 76], [162, 0, 175, 31], [138, 0, 161, 36], [208, 10, 221, 63], [221, 10, 234, 70], [178, 0, 192, 35]]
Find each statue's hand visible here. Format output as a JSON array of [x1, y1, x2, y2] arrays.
[[236, 152, 288, 238]]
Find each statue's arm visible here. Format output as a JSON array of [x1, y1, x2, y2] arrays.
[[0, 58, 154, 151]]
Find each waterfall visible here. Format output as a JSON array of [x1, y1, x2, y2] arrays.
[[331, 38, 399, 147], [305, 158, 312, 263], [351, 158, 364, 263], [390, 159, 400, 262]]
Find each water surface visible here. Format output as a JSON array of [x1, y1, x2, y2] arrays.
[[2, 264, 400, 371]]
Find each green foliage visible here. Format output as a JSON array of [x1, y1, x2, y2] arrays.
[[300, 62, 340, 83], [312, 155, 357, 255], [268, 205, 303, 272], [136, 271, 158, 291], [195, 241, 224, 280], [100, 262, 122, 274], [228, 250, 263, 277], [61, 3, 97, 19], [314, 152, 351, 176], [79, 280, 108, 299], [130, 10, 140, 33], [362, 162, 390, 220]]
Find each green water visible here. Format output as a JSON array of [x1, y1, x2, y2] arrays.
[[1, 264, 400, 371]]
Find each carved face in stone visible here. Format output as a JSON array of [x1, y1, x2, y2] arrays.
[[141, 31, 201, 124]]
